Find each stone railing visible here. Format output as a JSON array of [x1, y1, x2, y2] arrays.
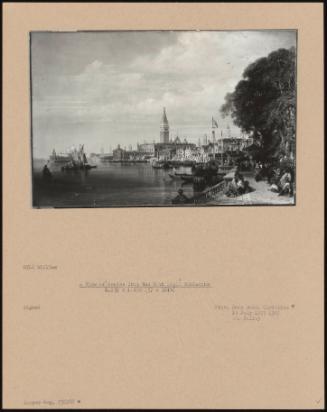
[[192, 180, 226, 204]]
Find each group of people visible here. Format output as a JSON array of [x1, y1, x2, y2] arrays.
[[254, 161, 269, 181], [237, 158, 256, 171], [254, 159, 294, 196], [224, 170, 251, 197], [172, 188, 189, 204], [191, 162, 218, 177], [268, 168, 293, 196]]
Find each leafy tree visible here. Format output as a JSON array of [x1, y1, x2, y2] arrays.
[[221, 47, 296, 159]]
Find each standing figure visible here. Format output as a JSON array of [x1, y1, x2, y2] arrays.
[[42, 163, 52, 180]]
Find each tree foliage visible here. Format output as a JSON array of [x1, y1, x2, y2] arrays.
[[221, 47, 296, 158]]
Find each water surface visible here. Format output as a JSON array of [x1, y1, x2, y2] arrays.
[[33, 160, 201, 208]]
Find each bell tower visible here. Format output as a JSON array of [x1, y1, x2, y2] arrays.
[[160, 107, 169, 143]]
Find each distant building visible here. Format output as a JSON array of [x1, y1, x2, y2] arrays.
[[113, 144, 128, 161], [160, 107, 169, 143], [155, 139, 196, 161], [211, 129, 216, 143], [138, 142, 155, 155], [125, 150, 142, 160], [175, 145, 197, 161], [111, 108, 252, 164], [215, 137, 252, 154]]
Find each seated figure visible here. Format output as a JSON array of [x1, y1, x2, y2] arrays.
[[42, 163, 52, 180], [172, 189, 189, 204], [278, 170, 292, 196]]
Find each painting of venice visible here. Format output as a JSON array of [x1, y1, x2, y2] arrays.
[[31, 30, 296, 207]]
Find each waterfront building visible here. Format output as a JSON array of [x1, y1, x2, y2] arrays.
[[155, 144, 173, 160], [212, 129, 216, 143], [195, 146, 210, 163], [125, 150, 144, 161], [155, 140, 196, 161], [109, 109, 253, 164], [216, 136, 253, 154], [113, 144, 128, 161], [49, 148, 72, 164], [174, 144, 198, 161], [160, 107, 170, 143], [137, 142, 155, 155], [187, 132, 253, 164]]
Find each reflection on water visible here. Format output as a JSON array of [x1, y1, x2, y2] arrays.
[[32, 160, 202, 207]]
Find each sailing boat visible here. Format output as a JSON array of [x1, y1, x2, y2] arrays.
[[61, 145, 97, 171]]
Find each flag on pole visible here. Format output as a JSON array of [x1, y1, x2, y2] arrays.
[[212, 117, 219, 128]]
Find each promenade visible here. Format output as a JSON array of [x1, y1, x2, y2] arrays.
[[207, 175, 295, 206]]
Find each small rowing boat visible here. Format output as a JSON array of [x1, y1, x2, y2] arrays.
[[180, 174, 194, 183], [61, 164, 97, 171], [168, 173, 182, 180]]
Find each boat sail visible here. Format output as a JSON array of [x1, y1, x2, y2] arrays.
[[56, 144, 97, 171]]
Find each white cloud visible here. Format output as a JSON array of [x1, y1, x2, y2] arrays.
[[32, 31, 296, 156]]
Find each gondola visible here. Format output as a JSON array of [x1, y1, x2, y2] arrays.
[[168, 173, 182, 180], [61, 164, 97, 171], [161, 162, 172, 169], [180, 174, 194, 183]]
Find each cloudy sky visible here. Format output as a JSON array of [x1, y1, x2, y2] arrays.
[[31, 30, 296, 157]]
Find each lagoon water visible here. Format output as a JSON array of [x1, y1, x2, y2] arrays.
[[32, 160, 200, 208]]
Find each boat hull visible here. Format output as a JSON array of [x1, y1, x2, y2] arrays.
[[61, 164, 97, 171]]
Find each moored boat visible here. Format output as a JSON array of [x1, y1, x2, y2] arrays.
[[161, 162, 172, 169], [168, 173, 182, 180], [180, 174, 194, 183], [61, 163, 97, 171], [52, 145, 97, 171], [152, 160, 172, 169]]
